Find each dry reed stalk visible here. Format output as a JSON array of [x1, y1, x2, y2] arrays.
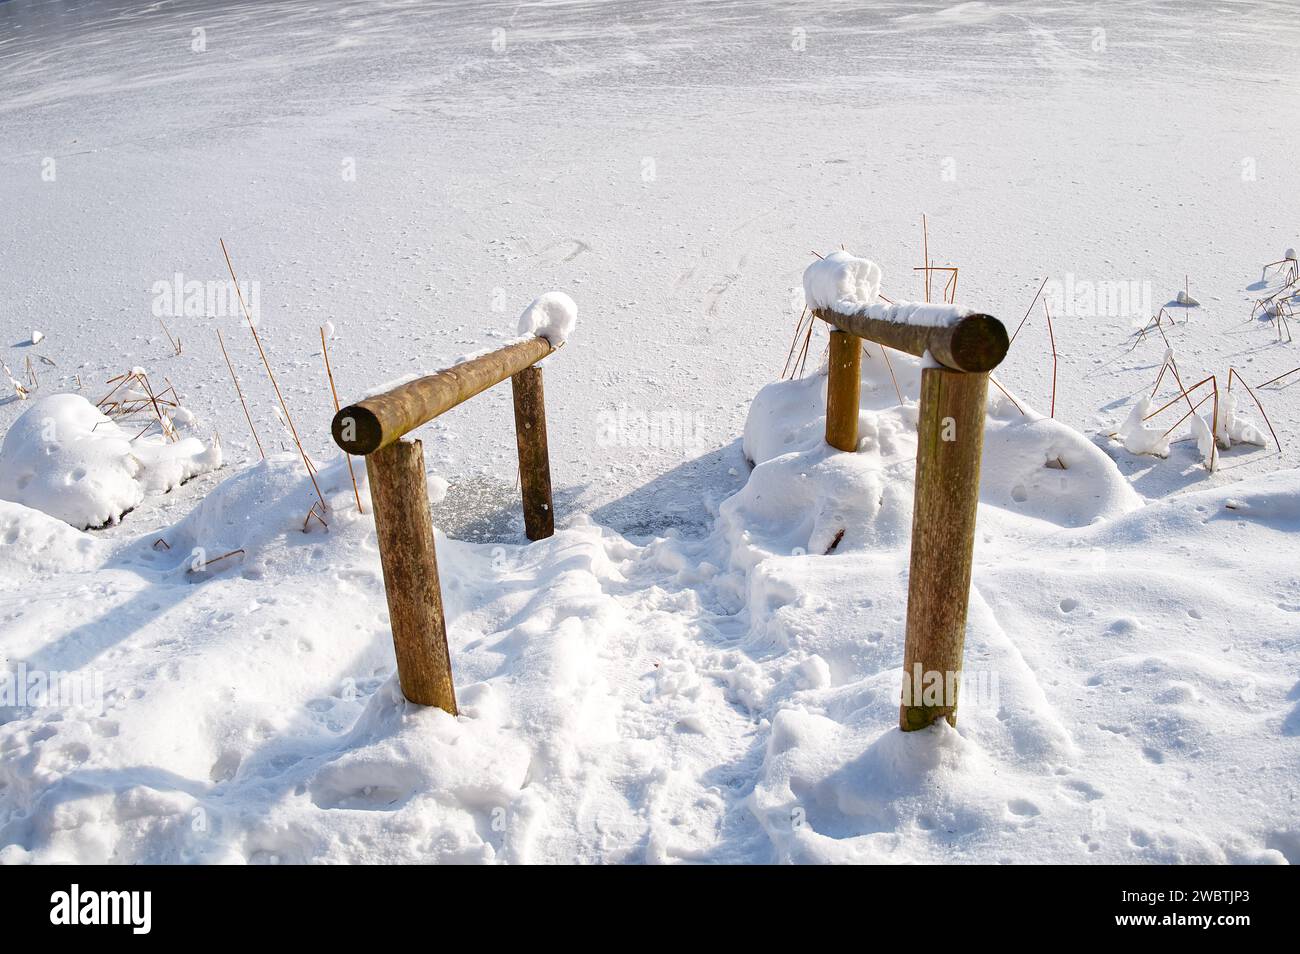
[[158, 317, 182, 355], [1044, 301, 1058, 418], [1145, 374, 1216, 423], [1009, 277, 1049, 346], [1209, 375, 1220, 471], [794, 317, 815, 378], [1258, 367, 1300, 389], [1158, 392, 1212, 439], [187, 548, 245, 574], [1164, 354, 1200, 421], [922, 214, 931, 303], [220, 238, 324, 510], [1227, 368, 1281, 451], [95, 373, 130, 410], [989, 374, 1026, 416], [880, 343, 903, 405], [1149, 372, 1220, 470], [782, 305, 811, 378], [912, 265, 959, 303], [303, 500, 328, 533], [1149, 352, 1199, 424], [320, 327, 363, 514], [137, 371, 176, 442], [1262, 255, 1299, 284], [216, 329, 265, 460]]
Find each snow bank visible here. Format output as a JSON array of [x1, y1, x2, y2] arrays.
[[0, 500, 105, 580], [0, 394, 221, 530], [517, 292, 578, 346]]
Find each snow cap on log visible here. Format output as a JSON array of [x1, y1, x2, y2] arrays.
[[518, 292, 578, 345]]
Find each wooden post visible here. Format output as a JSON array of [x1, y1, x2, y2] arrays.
[[899, 368, 989, 731], [511, 364, 554, 540], [825, 330, 861, 451], [366, 438, 458, 714]]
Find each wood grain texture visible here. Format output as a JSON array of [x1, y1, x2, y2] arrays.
[[511, 364, 555, 540], [366, 438, 458, 714], [899, 368, 989, 731], [815, 310, 1008, 373], [333, 336, 554, 455], [825, 330, 862, 452]]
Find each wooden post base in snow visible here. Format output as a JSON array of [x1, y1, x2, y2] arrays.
[[365, 438, 458, 715], [898, 368, 989, 731]]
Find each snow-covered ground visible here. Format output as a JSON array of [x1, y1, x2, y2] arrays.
[[1, 0, 1299, 863]]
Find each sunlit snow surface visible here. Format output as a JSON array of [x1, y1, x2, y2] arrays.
[[2, 1, 1300, 864]]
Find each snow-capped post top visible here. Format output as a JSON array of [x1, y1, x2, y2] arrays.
[[517, 292, 577, 346], [802, 249, 1007, 373], [803, 250, 883, 314]]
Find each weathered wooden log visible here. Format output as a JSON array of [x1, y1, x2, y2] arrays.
[[899, 368, 989, 731], [814, 307, 1008, 373], [825, 330, 862, 451], [366, 438, 458, 714], [333, 336, 554, 456], [511, 364, 554, 540]]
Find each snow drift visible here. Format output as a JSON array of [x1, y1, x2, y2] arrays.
[[0, 394, 221, 530]]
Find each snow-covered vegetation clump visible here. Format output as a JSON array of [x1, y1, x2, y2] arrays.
[[0, 394, 221, 530]]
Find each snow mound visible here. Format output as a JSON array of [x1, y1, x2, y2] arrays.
[[137, 452, 371, 585], [728, 346, 1140, 564], [0, 499, 105, 580], [517, 292, 578, 345], [0, 394, 221, 530]]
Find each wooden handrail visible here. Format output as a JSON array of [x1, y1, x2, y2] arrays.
[[814, 306, 1008, 372], [331, 333, 560, 714], [332, 336, 555, 455]]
